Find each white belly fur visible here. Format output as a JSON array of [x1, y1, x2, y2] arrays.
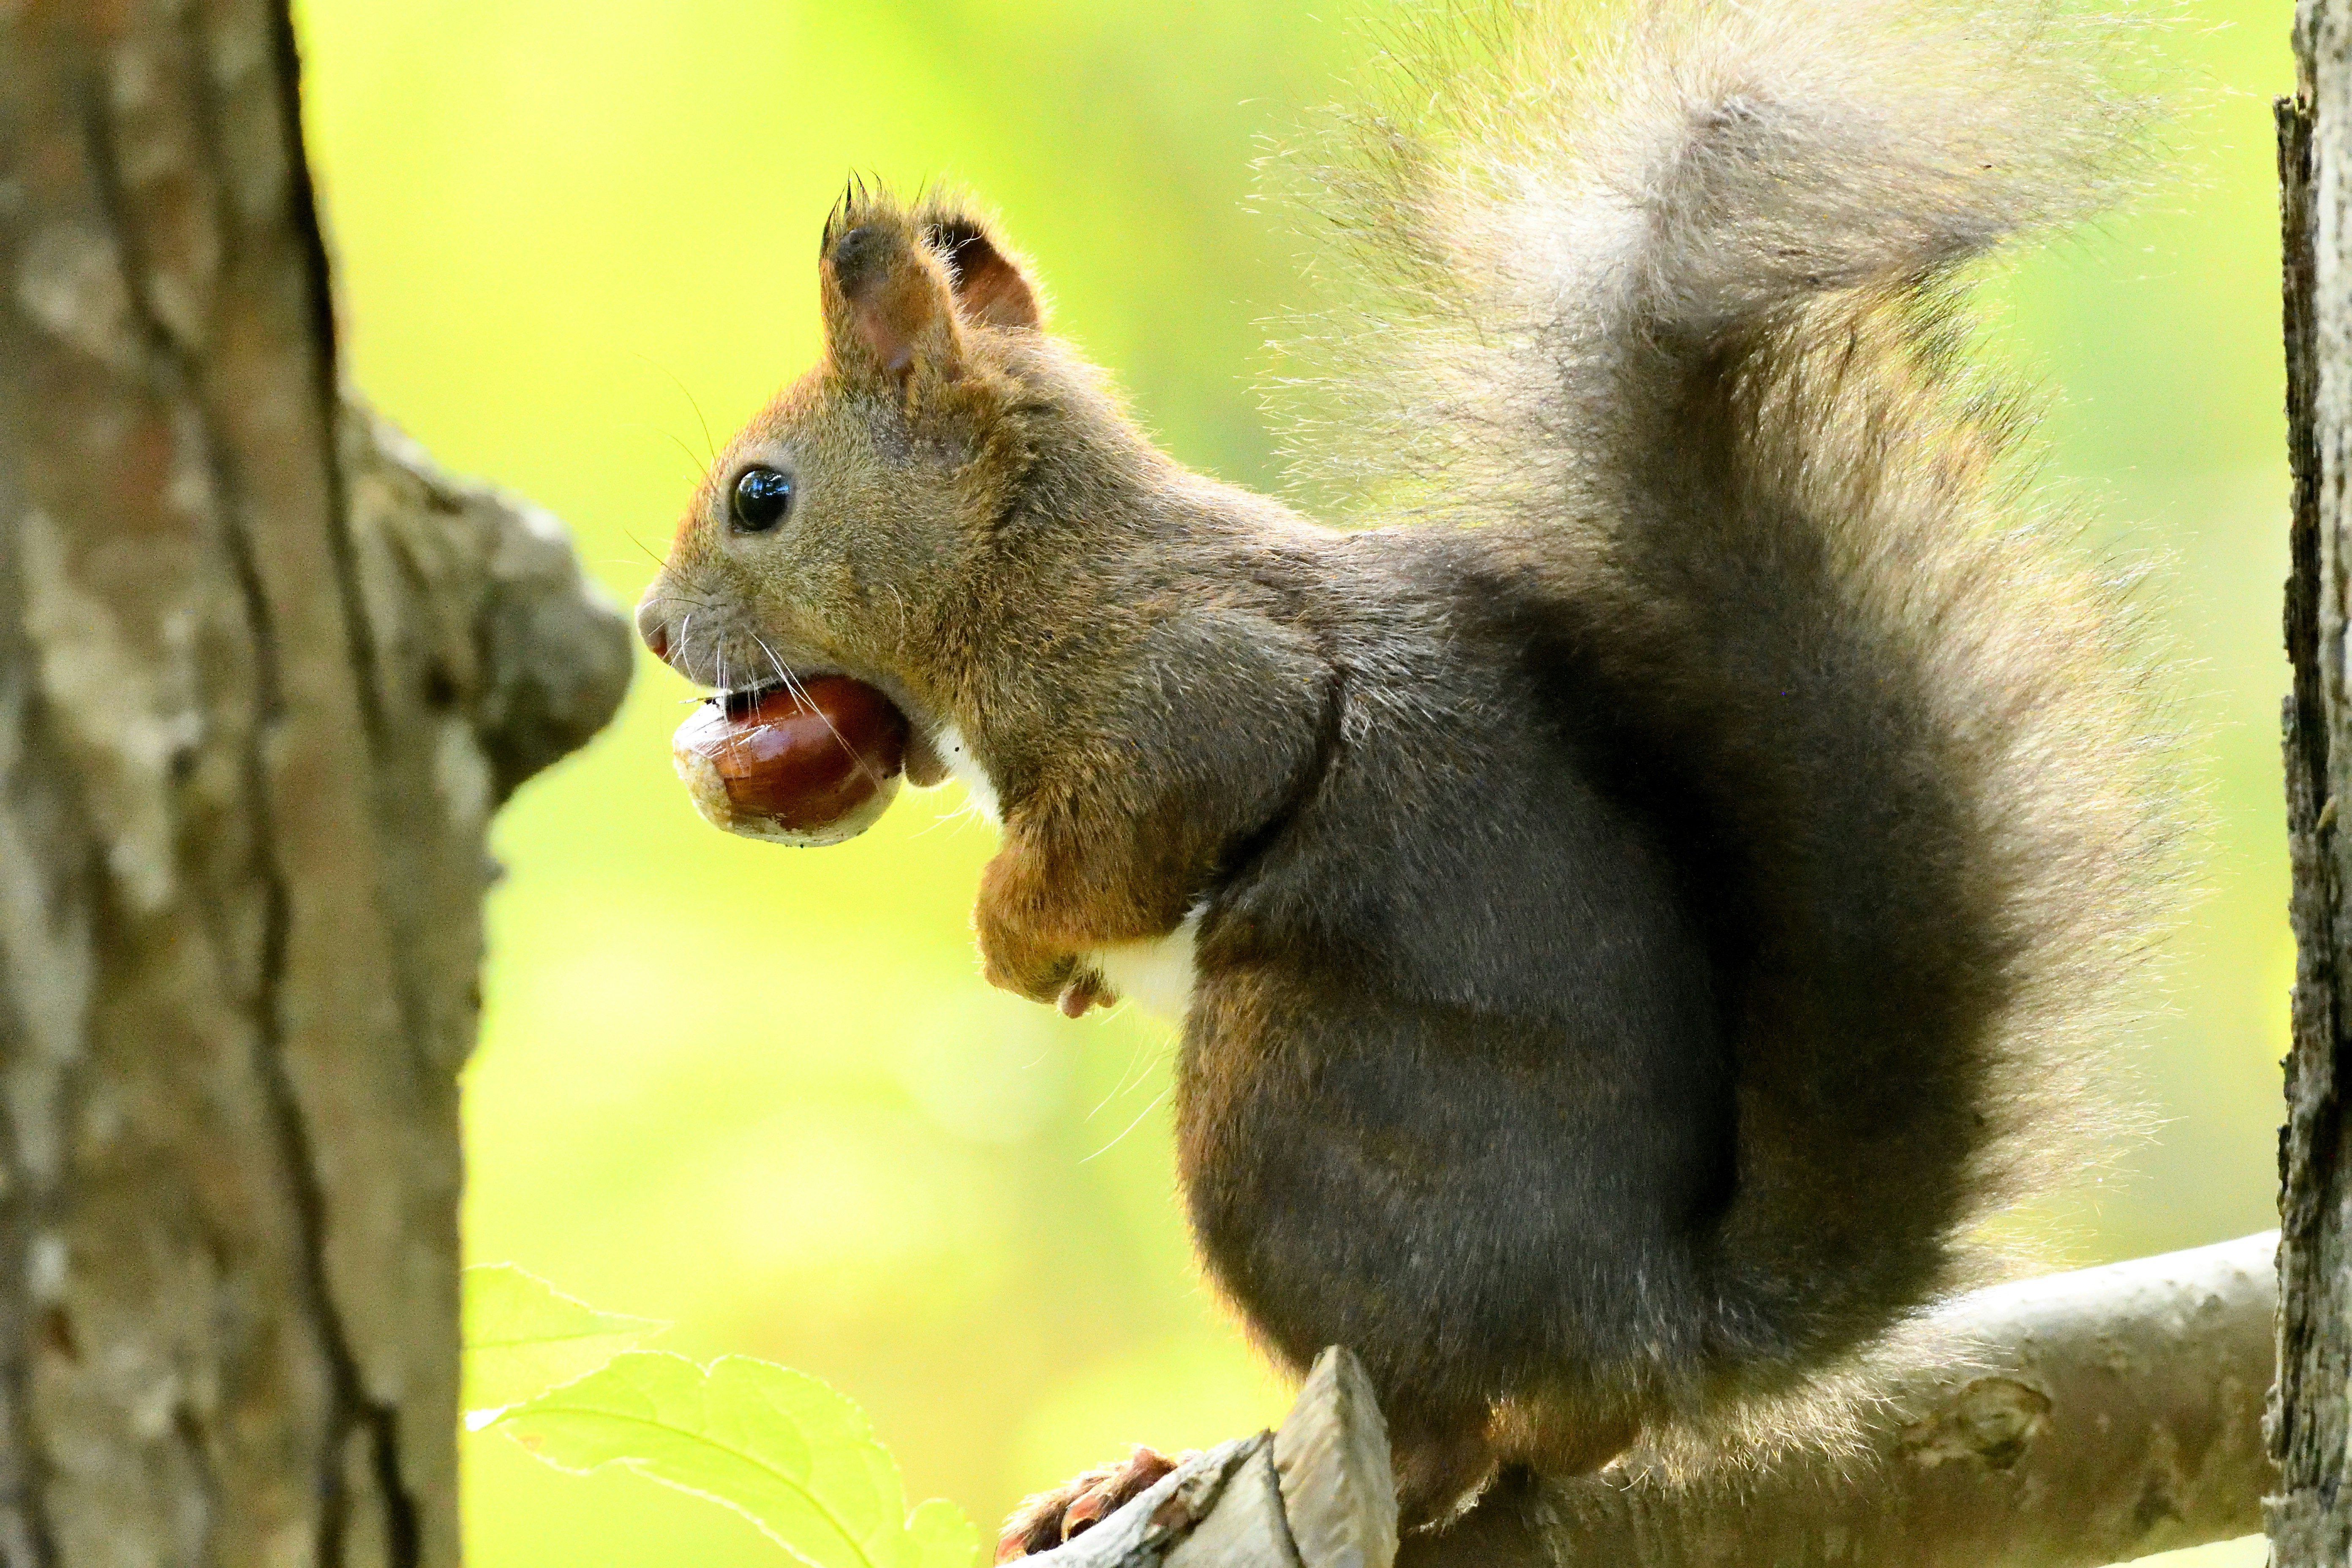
[[930, 721, 1002, 824], [1088, 909, 1201, 1021], [931, 722, 1200, 1021]]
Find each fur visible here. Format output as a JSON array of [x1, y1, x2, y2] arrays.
[[635, 0, 2174, 1527]]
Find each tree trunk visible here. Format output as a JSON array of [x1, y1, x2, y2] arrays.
[[2273, 2, 2351, 1562], [0, 4, 631, 1563]]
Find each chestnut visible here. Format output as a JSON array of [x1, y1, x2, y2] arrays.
[[671, 676, 909, 845]]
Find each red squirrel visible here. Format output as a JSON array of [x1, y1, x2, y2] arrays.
[[634, 0, 2170, 1543]]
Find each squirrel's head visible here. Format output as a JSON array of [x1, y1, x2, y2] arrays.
[[634, 187, 1075, 775]]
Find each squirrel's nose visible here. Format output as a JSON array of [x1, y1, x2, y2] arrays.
[[635, 598, 671, 662]]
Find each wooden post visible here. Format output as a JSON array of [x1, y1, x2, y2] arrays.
[[0, 3, 630, 1561]]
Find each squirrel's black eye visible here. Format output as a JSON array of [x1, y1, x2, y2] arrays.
[[730, 466, 794, 533]]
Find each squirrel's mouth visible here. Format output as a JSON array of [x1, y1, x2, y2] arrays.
[[705, 670, 949, 792], [671, 671, 914, 846], [713, 671, 844, 719]]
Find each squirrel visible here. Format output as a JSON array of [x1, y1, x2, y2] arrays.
[[633, 0, 2170, 1544]]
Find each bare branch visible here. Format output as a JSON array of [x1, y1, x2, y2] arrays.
[[1425, 1233, 2274, 1568], [1030, 1236, 2273, 1568]]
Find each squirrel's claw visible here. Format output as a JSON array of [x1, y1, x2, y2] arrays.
[[995, 1446, 1182, 1562], [1057, 975, 1116, 1018]]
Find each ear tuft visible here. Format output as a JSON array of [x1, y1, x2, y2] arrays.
[[920, 212, 1044, 332], [818, 190, 959, 384], [829, 225, 901, 322], [815, 188, 1045, 392]]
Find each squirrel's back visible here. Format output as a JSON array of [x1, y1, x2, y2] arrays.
[[1263, 0, 2174, 1441]]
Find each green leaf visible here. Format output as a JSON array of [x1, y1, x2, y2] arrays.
[[496, 1351, 978, 1568], [461, 1263, 667, 1417], [905, 1497, 984, 1568]]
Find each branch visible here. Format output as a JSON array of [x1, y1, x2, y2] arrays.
[[342, 406, 634, 806], [1028, 1235, 2275, 1568]]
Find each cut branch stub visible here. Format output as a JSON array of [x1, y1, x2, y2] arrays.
[[1272, 1348, 1398, 1568]]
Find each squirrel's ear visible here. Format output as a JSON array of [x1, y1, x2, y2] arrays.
[[922, 215, 1043, 332], [821, 218, 963, 388]]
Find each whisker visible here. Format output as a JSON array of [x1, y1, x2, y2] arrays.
[[659, 427, 711, 485], [1084, 1037, 1159, 1124], [1079, 1083, 1171, 1165], [717, 645, 745, 763], [617, 418, 711, 485], [752, 633, 889, 792], [634, 352, 719, 465]]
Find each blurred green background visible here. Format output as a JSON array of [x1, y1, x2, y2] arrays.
[[287, 2, 2291, 1563]]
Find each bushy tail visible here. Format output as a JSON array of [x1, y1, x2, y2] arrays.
[[1277, 0, 2176, 1427]]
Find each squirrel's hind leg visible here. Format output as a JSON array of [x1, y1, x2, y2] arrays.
[[1389, 1395, 1642, 1531], [1387, 1402, 1500, 1531], [1486, 1393, 1642, 1478]]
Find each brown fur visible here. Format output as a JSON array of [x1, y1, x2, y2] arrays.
[[637, 0, 2173, 1534]]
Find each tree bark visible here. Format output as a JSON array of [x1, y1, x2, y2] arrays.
[[0, 4, 631, 1564], [2273, 3, 2352, 1563]]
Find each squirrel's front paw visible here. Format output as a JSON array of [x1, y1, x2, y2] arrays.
[[995, 1446, 1183, 1562], [974, 844, 1127, 1016], [977, 901, 1114, 1016], [977, 915, 1075, 1005]]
